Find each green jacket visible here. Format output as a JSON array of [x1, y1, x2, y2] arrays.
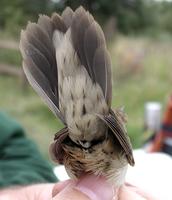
[[0, 112, 57, 188]]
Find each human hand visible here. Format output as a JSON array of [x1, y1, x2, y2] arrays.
[[52, 175, 114, 200], [118, 184, 158, 200], [0, 175, 156, 200], [52, 175, 157, 200], [0, 183, 54, 200], [0, 175, 114, 200]]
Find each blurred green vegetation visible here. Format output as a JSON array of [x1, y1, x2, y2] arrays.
[[0, 0, 172, 158], [0, 75, 63, 158], [1, 0, 172, 37], [0, 48, 21, 66]]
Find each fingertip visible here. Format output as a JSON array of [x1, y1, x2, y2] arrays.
[[75, 174, 114, 200], [52, 175, 114, 200], [52, 180, 72, 197], [119, 185, 146, 200]]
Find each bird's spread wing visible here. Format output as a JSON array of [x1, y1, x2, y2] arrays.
[[20, 14, 67, 123], [20, 6, 134, 166], [71, 7, 112, 107], [20, 6, 112, 124], [97, 109, 135, 166]]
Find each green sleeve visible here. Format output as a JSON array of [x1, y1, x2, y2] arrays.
[[0, 112, 58, 188]]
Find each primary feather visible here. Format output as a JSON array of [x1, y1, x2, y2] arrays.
[[20, 15, 66, 123]]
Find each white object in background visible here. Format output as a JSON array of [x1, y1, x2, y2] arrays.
[[54, 150, 172, 199], [54, 165, 69, 181], [126, 150, 172, 200], [144, 102, 162, 132]]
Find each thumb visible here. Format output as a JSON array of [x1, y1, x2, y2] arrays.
[[52, 175, 114, 200]]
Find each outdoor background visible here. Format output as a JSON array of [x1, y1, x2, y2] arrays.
[[0, 0, 171, 160]]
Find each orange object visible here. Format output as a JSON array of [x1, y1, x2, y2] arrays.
[[150, 96, 172, 152]]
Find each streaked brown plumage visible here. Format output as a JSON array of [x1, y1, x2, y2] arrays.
[[19, 6, 135, 187]]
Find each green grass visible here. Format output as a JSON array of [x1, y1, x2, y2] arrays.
[[0, 77, 63, 159], [0, 35, 172, 158], [0, 48, 21, 66], [110, 36, 172, 147]]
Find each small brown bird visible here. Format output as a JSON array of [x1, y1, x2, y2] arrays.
[[19, 6, 134, 187]]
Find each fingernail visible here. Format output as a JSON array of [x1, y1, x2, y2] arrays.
[[75, 175, 114, 200]]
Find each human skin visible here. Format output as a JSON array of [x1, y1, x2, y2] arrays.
[[0, 175, 156, 200]]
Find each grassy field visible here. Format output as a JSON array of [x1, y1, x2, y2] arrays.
[[0, 35, 172, 160]]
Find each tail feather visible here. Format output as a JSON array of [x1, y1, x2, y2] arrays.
[[71, 7, 112, 106], [71, 8, 94, 78], [20, 15, 66, 123], [61, 7, 74, 28], [51, 13, 67, 32], [37, 15, 54, 38], [23, 58, 64, 121], [20, 6, 112, 122], [93, 47, 112, 107]]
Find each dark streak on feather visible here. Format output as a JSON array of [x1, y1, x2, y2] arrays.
[[102, 108, 106, 114], [72, 104, 75, 117], [76, 160, 83, 165], [82, 104, 86, 115], [105, 162, 110, 171], [97, 94, 100, 101], [87, 120, 90, 128], [85, 77, 88, 84], [71, 92, 74, 100], [102, 149, 108, 155], [59, 85, 62, 94], [83, 89, 86, 99], [64, 56, 66, 64], [61, 70, 64, 80], [75, 122, 79, 129], [88, 147, 95, 153]]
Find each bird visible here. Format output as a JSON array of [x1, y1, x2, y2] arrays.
[[19, 6, 135, 188]]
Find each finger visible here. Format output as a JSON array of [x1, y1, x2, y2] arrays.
[[119, 185, 146, 200], [52, 185, 91, 200], [52, 180, 72, 197], [125, 183, 158, 200], [52, 174, 114, 200], [136, 190, 158, 200]]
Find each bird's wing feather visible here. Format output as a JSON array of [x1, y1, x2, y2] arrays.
[[23, 58, 64, 121], [93, 47, 112, 107], [71, 6, 112, 107], [97, 109, 135, 166], [51, 13, 67, 32], [61, 7, 74, 28], [19, 15, 67, 123], [50, 126, 69, 164]]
